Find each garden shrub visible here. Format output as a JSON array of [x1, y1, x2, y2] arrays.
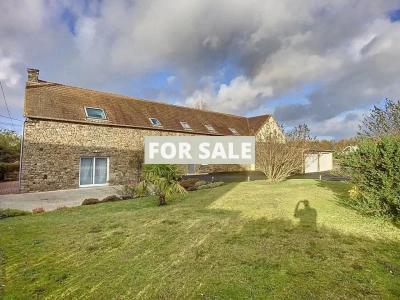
[[32, 207, 45, 214], [340, 136, 400, 219], [137, 164, 186, 206], [82, 198, 100, 205], [179, 178, 200, 190], [194, 180, 207, 187], [119, 183, 137, 199], [0, 208, 30, 219], [0, 130, 21, 181], [120, 194, 133, 200]]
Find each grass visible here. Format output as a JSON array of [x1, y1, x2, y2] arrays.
[[1, 179, 399, 299]]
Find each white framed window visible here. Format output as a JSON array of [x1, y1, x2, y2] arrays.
[[229, 127, 239, 135], [180, 121, 192, 130], [204, 124, 216, 133], [85, 107, 107, 119], [149, 117, 162, 126], [79, 157, 109, 187]]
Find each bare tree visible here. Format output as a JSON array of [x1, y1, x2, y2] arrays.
[[256, 123, 312, 182], [358, 98, 400, 137], [286, 124, 314, 142]]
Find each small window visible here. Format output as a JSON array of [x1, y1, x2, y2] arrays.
[[149, 118, 162, 126], [85, 107, 106, 119], [180, 121, 192, 130], [229, 127, 239, 135], [205, 124, 216, 133]]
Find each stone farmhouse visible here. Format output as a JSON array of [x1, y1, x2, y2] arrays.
[[20, 69, 283, 192]]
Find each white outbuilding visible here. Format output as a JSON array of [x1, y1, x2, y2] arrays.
[[304, 150, 334, 173]]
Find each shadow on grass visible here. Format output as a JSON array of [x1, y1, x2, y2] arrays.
[[171, 181, 241, 208], [95, 195, 400, 298], [294, 200, 317, 230], [217, 215, 400, 298], [2, 181, 400, 298]]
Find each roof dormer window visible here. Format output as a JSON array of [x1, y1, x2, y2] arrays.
[[229, 127, 239, 135], [180, 121, 192, 130], [85, 107, 106, 119], [205, 124, 216, 133], [149, 117, 162, 126]]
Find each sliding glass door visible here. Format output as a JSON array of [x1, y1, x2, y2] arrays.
[[80, 157, 109, 186], [80, 158, 94, 186]]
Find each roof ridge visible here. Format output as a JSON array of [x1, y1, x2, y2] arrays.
[[37, 80, 248, 120], [247, 114, 271, 119]]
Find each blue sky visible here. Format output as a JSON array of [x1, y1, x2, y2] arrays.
[[389, 8, 400, 21], [1, 1, 400, 139]]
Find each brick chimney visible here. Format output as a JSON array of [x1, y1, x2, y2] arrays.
[[27, 68, 39, 83]]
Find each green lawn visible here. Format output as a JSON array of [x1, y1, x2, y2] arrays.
[[1, 179, 399, 299]]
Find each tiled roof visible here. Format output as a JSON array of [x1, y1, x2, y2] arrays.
[[24, 80, 271, 136], [247, 115, 273, 135]]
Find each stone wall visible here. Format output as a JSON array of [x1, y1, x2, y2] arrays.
[[255, 117, 285, 142], [20, 119, 187, 192], [20, 119, 248, 192]]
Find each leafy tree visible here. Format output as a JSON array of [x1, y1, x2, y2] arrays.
[[0, 130, 20, 180], [339, 137, 400, 219], [136, 164, 187, 205], [358, 98, 400, 137]]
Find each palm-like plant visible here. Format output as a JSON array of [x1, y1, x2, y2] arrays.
[[136, 164, 187, 205]]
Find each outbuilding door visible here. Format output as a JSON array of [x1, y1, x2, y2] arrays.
[[304, 153, 333, 173], [304, 154, 319, 173]]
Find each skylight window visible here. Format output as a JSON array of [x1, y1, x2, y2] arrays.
[[85, 107, 106, 119], [205, 124, 216, 133], [180, 121, 192, 130], [229, 128, 239, 135], [149, 117, 162, 126]]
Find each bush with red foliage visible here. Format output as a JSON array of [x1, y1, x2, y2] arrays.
[[32, 207, 45, 214], [179, 178, 201, 190]]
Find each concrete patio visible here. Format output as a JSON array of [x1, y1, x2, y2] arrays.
[[0, 185, 122, 212]]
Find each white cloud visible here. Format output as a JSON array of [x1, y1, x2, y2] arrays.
[[74, 17, 97, 56], [0, 53, 20, 87], [0, 0, 400, 138], [185, 76, 273, 113], [274, 18, 400, 125], [310, 111, 364, 139]]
